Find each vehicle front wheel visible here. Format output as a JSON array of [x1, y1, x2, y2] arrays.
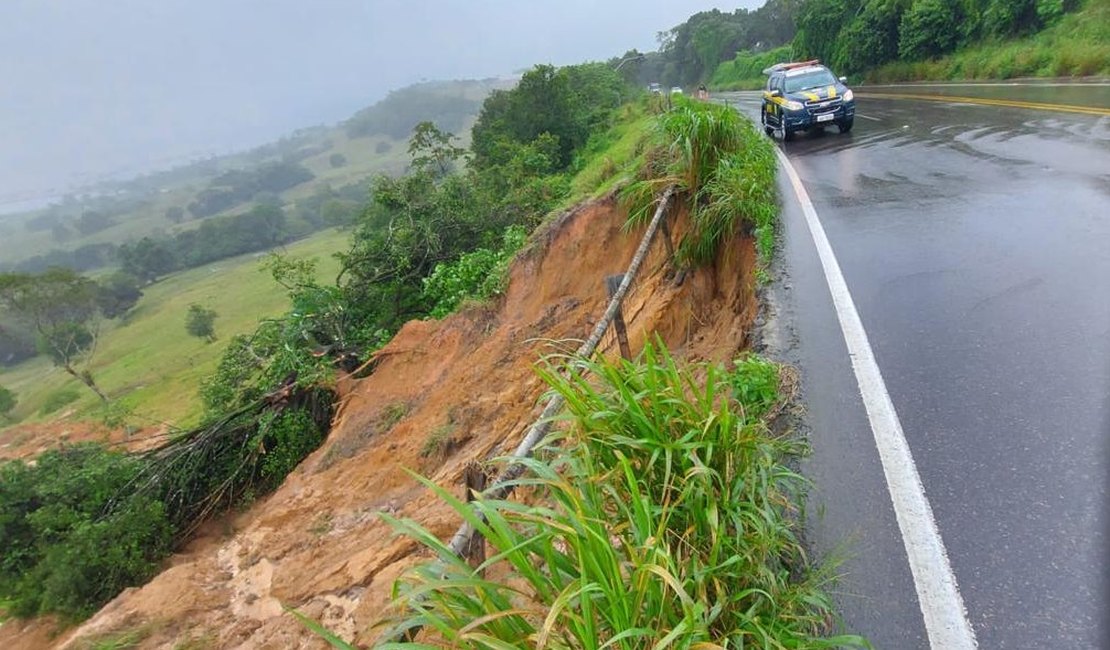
[[783, 127, 796, 142], [837, 119, 854, 133]]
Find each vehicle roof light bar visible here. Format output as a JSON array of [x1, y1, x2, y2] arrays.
[[762, 59, 822, 75]]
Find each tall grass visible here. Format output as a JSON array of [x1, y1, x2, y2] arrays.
[[622, 98, 778, 269], [373, 343, 866, 648]]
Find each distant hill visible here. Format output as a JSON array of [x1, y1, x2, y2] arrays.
[[0, 78, 512, 275]]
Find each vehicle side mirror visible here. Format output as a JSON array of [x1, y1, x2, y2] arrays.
[[839, 76, 848, 83], [770, 89, 782, 98]]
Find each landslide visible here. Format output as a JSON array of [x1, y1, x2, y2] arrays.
[[3, 194, 758, 649]]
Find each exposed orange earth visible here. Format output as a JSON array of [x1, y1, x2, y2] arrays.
[[0, 195, 758, 649]]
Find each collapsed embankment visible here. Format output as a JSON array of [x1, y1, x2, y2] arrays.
[[0, 194, 758, 649]]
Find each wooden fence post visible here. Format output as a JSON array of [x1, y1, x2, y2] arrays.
[[462, 463, 488, 573]]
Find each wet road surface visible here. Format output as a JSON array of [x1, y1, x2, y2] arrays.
[[721, 87, 1110, 648]]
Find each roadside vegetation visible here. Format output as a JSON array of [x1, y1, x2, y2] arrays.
[[866, 0, 1109, 81], [794, 0, 1101, 79], [710, 45, 794, 91], [354, 100, 854, 648], [613, 0, 1101, 95], [623, 97, 778, 269], [378, 345, 862, 648]]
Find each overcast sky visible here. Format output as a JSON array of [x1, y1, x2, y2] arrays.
[[0, 0, 758, 202]]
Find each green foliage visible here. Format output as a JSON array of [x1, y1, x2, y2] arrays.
[[0, 268, 107, 398], [0, 445, 173, 620], [643, 2, 802, 88], [287, 607, 357, 649], [0, 385, 16, 420], [623, 98, 778, 269], [39, 387, 81, 415], [730, 354, 782, 421], [408, 121, 467, 176], [710, 45, 795, 89], [199, 257, 348, 417], [187, 161, 313, 219], [422, 225, 528, 318], [899, 0, 959, 59], [185, 304, 218, 343], [119, 203, 294, 283], [0, 390, 333, 623], [472, 63, 629, 171], [117, 237, 178, 284], [257, 408, 325, 489], [379, 343, 865, 648], [793, 0, 1090, 75], [36, 321, 94, 366], [95, 273, 144, 320], [867, 0, 1108, 80]]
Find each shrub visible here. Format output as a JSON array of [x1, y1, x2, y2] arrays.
[[0, 445, 173, 620], [257, 408, 325, 489], [421, 225, 528, 318], [0, 385, 16, 421]]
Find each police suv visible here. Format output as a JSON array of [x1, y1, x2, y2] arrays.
[[760, 60, 855, 141]]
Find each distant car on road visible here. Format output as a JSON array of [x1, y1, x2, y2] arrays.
[[670, 86, 683, 95], [761, 60, 855, 141], [648, 82, 662, 94]]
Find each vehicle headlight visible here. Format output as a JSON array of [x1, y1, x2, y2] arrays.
[[784, 100, 805, 111], [843, 89, 854, 102]]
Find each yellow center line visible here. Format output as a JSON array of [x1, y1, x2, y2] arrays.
[[856, 91, 1110, 117]]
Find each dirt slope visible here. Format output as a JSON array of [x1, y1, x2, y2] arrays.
[[0, 195, 758, 649]]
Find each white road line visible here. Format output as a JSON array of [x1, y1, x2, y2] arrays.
[[864, 81, 1110, 88], [775, 148, 978, 650], [856, 113, 882, 122]]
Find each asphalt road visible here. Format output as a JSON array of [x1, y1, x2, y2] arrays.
[[721, 86, 1110, 648]]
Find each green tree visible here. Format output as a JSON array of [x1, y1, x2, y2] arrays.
[[328, 152, 348, 168], [117, 237, 178, 284], [0, 269, 107, 400], [164, 206, 185, 224], [408, 121, 467, 176], [471, 63, 626, 170], [320, 199, 360, 228], [185, 304, 218, 343], [0, 385, 16, 421], [899, 0, 958, 59], [96, 273, 144, 319], [75, 210, 116, 236]]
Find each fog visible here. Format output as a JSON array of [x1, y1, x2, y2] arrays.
[[0, 0, 759, 203]]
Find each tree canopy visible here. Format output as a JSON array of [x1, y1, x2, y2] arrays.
[[0, 269, 107, 400]]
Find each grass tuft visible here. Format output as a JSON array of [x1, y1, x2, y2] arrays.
[[622, 98, 779, 270]]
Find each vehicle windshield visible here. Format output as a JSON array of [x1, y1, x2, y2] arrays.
[[785, 69, 838, 92]]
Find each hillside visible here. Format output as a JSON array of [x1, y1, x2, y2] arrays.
[[0, 190, 761, 649], [0, 78, 510, 276]]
